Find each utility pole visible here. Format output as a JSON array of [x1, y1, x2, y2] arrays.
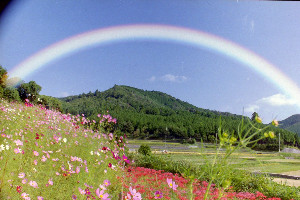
[[279, 132, 281, 152], [165, 127, 168, 150]]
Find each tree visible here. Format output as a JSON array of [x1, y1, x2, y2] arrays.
[[251, 112, 258, 121], [3, 87, 21, 102], [0, 65, 8, 88], [17, 81, 42, 102]]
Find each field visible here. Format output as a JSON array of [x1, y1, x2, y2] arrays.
[[1, 100, 300, 199], [127, 140, 300, 187]]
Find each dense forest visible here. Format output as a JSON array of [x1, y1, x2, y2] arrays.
[[1, 65, 299, 149], [60, 85, 300, 149]]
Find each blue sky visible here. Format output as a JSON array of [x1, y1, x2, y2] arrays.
[[1, 0, 300, 123]]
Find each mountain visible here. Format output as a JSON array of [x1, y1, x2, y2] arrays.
[[59, 85, 299, 148], [279, 114, 300, 136], [60, 85, 240, 118]]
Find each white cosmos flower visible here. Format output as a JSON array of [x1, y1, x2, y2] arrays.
[[0, 144, 5, 151]]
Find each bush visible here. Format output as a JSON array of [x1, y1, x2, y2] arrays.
[[3, 87, 21, 102], [138, 144, 152, 156], [181, 138, 196, 144]]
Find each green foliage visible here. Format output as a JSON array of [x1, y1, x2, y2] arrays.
[[38, 95, 62, 111], [0, 65, 8, 88], [17, 81, 42, 102], [138, 144, 152, 156], [2, 87, 21, 102], [181, 138, 196, 144]]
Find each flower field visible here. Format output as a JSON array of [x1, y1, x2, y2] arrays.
[[0, 99, 295, 199]]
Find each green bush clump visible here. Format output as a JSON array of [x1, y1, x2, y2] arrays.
[[138, 144, 152, 156], [181, 138, 196, 144]]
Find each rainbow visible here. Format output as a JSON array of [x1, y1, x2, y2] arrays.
[[9, 24, 300, 108]]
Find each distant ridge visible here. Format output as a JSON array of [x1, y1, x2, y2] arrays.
[[279, 114, 300, 136]]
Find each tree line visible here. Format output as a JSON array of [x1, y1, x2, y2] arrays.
[[0, 65, 62, 110]]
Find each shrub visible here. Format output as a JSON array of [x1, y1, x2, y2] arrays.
[[138, 144, 152, 156]]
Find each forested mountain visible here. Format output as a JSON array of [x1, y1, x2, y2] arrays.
[[279, 114, 300, 136], [59, 85, 299, 148]]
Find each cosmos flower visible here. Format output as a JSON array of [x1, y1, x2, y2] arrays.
[[16, 185, 22, 193], [95, 188, 110, 200], [123, 155, 130, 164], [29, 180, 38, 188], [14, 139, 23, 146], [154, 191, 163, 199], [166, 178, 178, 191], [103, 179, 111, 187], [18, 172, 26, 179], [33, 151, 39, 156]]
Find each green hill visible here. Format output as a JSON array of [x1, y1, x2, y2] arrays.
[[279, 114, 300, 137], [59, 85, 300, 148], [60, 85, 242, 140]]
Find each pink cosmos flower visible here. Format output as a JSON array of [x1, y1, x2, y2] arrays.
[[75, 166, 80, 174], [21, 192, 30, 200], [123, 155, 130, 164], [103, 179, 110, 187], [129, 187, 142, 200], [154, 191, 163, 199], [78, 187, 86, 195], [41, 155, 47, 162], [33, 160, 38, 165], [48, 178, 53, 185], [166, 178, 178, 191], [95, 188, 110, 200], [14, 139, 23, 146], [22, 179, 28, 184], [37, 196, 44, 200], [99, 184, 106, 190], [33, 151, 39, 156], [29, 180, 38, 188], [18, 172, 26, 179], [14, 148, 21, 154]]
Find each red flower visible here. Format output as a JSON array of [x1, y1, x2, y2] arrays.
[[16, 185, 22, 193]]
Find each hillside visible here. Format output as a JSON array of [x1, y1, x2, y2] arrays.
[[279, 114, 300, 136], [59, 85, 300, 148], [60, 85, 239, 118], [60, 85, 243, 141]]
